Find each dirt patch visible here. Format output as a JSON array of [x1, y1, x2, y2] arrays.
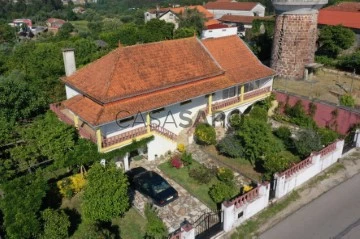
[[274, 70, 360, 105]]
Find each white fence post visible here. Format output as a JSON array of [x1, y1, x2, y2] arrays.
[[274, 173, 286, 199], [222, 201, 235, 232], [180, 223, 195, 239], [354, 129, 360, 147]]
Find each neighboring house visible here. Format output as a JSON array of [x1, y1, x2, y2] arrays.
[[318, 2, 360, 46], [144, 5, 216, 29], [46, 18, 66, 33], [12, 19, 32, 28], [219, 15, 274, 36], [201, 23, 238, 39], [73, 7, 86, 14], [205, 1, 265, 19], [51, 36, 275, 168]]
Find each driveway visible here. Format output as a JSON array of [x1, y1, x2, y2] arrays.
[[130, 158, 211, 233]]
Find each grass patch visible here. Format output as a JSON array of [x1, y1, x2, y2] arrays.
[[203, 145, 262, 182], [158, 160, 219, 210], [231, 191, 300, 239], [112, 208, 147, 239], [306, 162, 345, 188], [70, 20, 89, 33]]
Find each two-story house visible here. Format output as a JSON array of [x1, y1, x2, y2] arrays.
[[51, 36, 275, 169]]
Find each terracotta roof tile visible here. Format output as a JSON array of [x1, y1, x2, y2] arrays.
[[205, 1, 259, 11], [205, 23, 229, 29], [204, 19, 221, 26], [322, 2, 360, 12], [62, 36, 275, 126], [318, 10, 360, 29], [202, 35, 275, 83], [150, 5, 214, 19], [63, 37, 224, 104]]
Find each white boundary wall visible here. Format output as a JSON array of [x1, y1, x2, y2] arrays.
[[274, 140, 344, 199]]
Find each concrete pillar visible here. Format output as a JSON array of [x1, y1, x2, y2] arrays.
[[304, 68, 309, 81], [123, 152, 129, 171], [62, 48, 76, 77], [180, 223, 195, 239], [274, 173, 286, 199], [146, 112, 151, 133], [354, 129, 360, 148], [96, 129, 102, 152], [73, 114, 79, 128], [208, 94, 213, 115], [222, 202, 235, 232], [240, 85, 244, 102]]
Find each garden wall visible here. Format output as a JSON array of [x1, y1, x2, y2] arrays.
[[274, 90, 360, 135], [274, 140, 344, 199]]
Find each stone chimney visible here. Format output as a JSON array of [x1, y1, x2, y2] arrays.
[[62, 48, 76, 77]]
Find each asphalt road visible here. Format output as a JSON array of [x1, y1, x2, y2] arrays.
[[260, 173, 360, 239]]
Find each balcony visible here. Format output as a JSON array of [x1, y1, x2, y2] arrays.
[[211, 86, 271, 113]]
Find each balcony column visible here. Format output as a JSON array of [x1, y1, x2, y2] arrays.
[[73, 114, 79, 128], [240, 85, 245, 102], [146, 112, 151, 133], [208, 94, 213, 115], [96, 129, 102, 152]]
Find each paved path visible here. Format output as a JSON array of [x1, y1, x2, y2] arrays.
[[260, 153, 360, 239]]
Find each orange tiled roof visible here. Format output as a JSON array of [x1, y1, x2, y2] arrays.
[[202, 35, 275, 84], [318, 10, 360, 30], [63, 37, 224, 104], [219, 15, 273, 24], [204, 18, 221, 26], [62, 36, 275, 126], [322, 2, 360, 12], [150, 5, 214, 19], [205, 1, 259, 11]]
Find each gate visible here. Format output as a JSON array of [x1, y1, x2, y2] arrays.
[[269, 178, 277, 200], [343, 131, 357, 154], [194, 210, 223, 239]]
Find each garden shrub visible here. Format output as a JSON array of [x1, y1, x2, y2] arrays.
[[249, 106, 268, 122], [217, 135, 244, 158], [217, 167, 234, 183], [181, 151, 193, 166], [285, 100, 317, 129], [263, 151, 300, 180], [177, 143, 185, 153], [255, 94, 276, 111], [242, 185, 253, 194], [339, 94, 356, 107], [294, 130, 322, 158], [41, 208, 70, 239], [273, 126, 294, 150], [317, 128, 338, 146], [57, 173, 86, 198], [229, 114, 242, 129], [189, 165, 216, 184], [195, 123, 216, 145], [144, 203, 168, 239], [209, 181, 238, 203], [170, 155, 182, 169]]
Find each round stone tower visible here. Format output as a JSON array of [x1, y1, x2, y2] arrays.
[[271, 0, 328, 79]]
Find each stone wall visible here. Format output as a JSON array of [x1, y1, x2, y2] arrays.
[[271, 13, 318, 79]]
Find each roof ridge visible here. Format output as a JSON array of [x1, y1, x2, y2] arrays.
[[197, 37, 225, 72], [104, 48, 122, 100]]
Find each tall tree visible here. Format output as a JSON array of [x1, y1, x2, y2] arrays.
[[41, 209, 70, 239]]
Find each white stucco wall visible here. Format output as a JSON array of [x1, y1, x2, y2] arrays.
[[65, 85, 80, 99], [159, 11, 179, 29], [275, 140, 344, 199], [147, 134, 177, 161], [201, 27, 238, 39]]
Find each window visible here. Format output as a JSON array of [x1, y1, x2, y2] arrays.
[[222, 29, 226, 32], [152, 108, 165, 114], [244, 80, 261, 92], [238, 211, 244, 218], [222, 87, 236, 99], [180, 100, 192, 106]]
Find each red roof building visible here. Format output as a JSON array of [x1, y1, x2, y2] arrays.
[[318, 2, 360, 30], [53, 36, 275, 156], [205, 1, 265, 19]]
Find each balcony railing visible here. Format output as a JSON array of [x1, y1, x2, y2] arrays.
[[102, 126, 148, 148], [150, 123, 177, 141], [211, 86, 271, 112], [50, 103, 74, 126]]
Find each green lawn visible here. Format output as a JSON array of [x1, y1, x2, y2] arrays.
[[158, 160, 218, 210], [203, 145, 263, 182], [70, 20, 89, 33], [112, 208, 147, 239]]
